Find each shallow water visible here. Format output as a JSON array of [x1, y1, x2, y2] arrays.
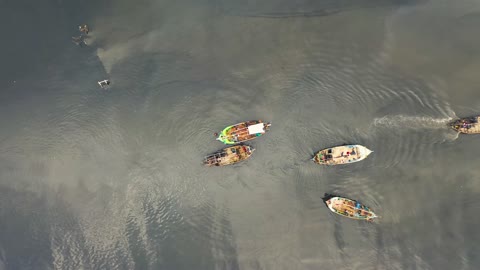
[[1, 0, 480, 269]]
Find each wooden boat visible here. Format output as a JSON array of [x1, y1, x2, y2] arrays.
[[449, 116, 480, 134], [322, 194, 378, 221], [204, 145, 255, 166], [216, 120, 271, 144], [312, 144, 372, 166]]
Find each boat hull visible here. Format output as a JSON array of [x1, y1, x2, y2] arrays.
[[204, 145, 254, 166], [322, 194, 377, 221], [216, 120, 271, 144], [449, 116, 480, 134], [313, 144, 372, 165]]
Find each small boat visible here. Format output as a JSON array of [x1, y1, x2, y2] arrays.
[[322, 194, 378, 221], [312, 144, 372, 166], [98, 80, 110, 89], [79, 24, 89, 35], [204, 145, 255, 166], [216, 120, 271, 144], [449, 116, 480, 134]]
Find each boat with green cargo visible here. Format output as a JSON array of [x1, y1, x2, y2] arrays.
[[216, 120, 271, 144]]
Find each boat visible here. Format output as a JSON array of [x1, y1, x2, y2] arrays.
[[449, 116, 480, 134], [98, 79, 111, 89], [312, 144, 372, 166], [79, 24, 89, 35], [204, 145, 255, 166], [322, 194, 378, 221], [216, 120, 271, 144]]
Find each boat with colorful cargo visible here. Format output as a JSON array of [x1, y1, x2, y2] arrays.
[[204, 145, 255, 167], [312, 144, 372, 166], [449, 116, 480, 134], [216, 120, 271, 144], [322, 194, 378, 221]]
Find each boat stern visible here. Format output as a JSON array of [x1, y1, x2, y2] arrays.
[[448, 119, 461, 131], [216, 135, 229, 144], [311, 154, 321, 164], [203, 157, 217, 167], [265, 122, 272, 131], [321, 193, 337, 207], [325, 197, 342, 214], [216, 130, 235, 144]]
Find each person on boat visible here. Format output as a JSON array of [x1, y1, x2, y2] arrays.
[[79, 24, 89, 35], [462, 122, 471, 129]]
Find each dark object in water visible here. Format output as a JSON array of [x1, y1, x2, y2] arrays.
[[449, 116, 480, 134]]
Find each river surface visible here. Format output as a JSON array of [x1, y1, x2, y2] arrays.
[[1, 0, 480, 269]]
